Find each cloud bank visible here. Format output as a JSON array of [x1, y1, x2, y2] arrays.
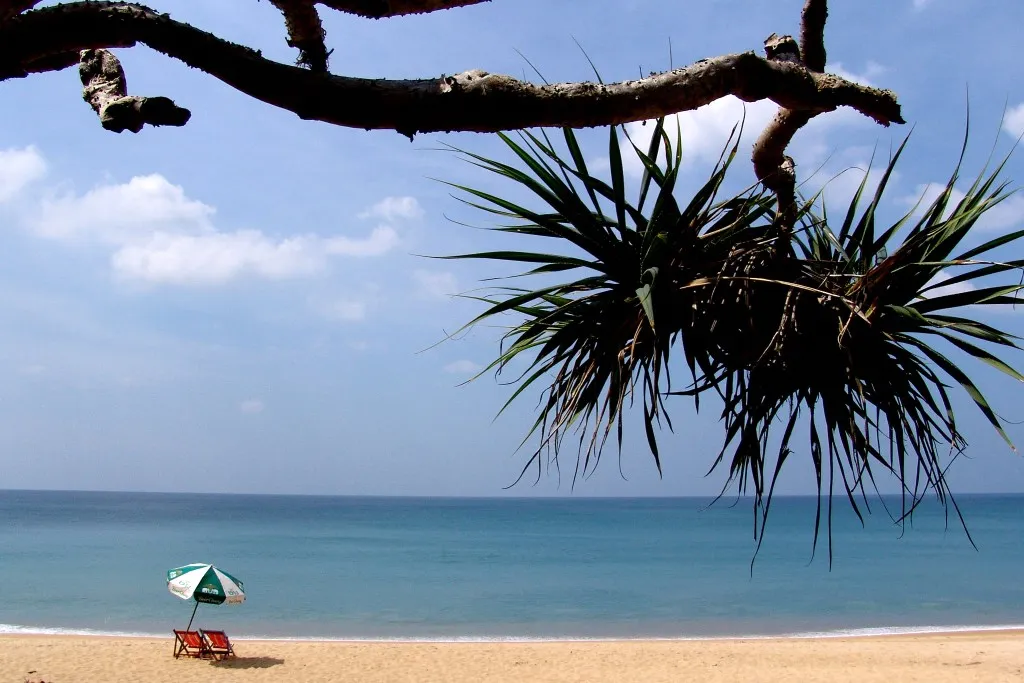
[[0, 147, 418, 286]]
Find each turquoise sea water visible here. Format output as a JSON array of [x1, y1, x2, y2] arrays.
[[0, 490, 1022, 640]]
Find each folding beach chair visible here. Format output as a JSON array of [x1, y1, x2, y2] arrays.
[[200, 629, 236, 660], [172, 629, 208, 659]]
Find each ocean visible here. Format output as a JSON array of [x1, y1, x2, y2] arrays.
[[0, 490, 1021, 641]]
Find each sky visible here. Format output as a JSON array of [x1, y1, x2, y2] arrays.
[[1, 0, 1024, 497]]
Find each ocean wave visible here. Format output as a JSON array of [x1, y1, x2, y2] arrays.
[[2, 623, 1022, 642], [0, 624, 162, 638], [782, 624, 1024, 639]]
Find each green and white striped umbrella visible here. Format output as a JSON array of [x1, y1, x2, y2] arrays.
[[166, 563, 245, 630], [167, 563, 246, 605]]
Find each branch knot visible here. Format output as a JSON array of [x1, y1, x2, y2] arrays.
[[764, 33, 801, 64], [79, 47, 189, 132]]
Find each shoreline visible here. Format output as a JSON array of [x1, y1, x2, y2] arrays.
[[5, 630, 1024, 682], [3, 623, 1024, 642]]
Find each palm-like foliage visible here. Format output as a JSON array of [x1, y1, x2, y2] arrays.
[[442, 121, 1023, 555]]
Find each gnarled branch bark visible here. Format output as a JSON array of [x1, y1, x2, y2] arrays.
[[79, 48, 190, 132], [752, 0, 836, 226], [317, 0, 490, 19], [0, 0, 39, 23], [0, 0, 488, 22], [4, 0, 901, 228], [752, 108, 812, 221], [1, 2, 903, 140], [271, 0, 330, 72], [799, 0, 828, 73]]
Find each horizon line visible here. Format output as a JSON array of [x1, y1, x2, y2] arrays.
[[2, 487, 1020, 499]]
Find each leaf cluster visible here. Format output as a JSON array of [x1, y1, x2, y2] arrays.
[[441, 120, 1023, 556]]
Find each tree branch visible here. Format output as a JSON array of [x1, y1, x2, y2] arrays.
[[79, 47, 190, 132], [752, 34, 816, 211], [0, 0, 491, 23], [271, 0, 330, 72], [752, 108, 812, 224], [799, 0, 828, 73], [752, 0, 835, 226], [317, 0, 490, 19], [762, 32, 801, 64], [2, 2, 903, 139], [0, 0, 39, 23]]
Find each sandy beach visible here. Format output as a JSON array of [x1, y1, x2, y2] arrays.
[[2, 631, 1022, 683]]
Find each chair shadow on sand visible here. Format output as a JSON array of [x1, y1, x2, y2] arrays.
[[211, 656, 285, 669]]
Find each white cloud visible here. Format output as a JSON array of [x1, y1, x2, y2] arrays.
[[622, 97, 777, 175], [31, 174, 214, 243], [111, 231, 323, 285], [921, 272, 976, 300], [444, 359, 482, 374], [973, 193, 1024, 231], [810, 162, 894, 213], [324, 226, 400, 257], [413, 270, 458, 300], [913, 0, 935, 10], [900, 182, 965, 217], [620, 72, 882, 179], [587, 156, 611, 175], [239, 399, 265, 414], [1004, 104, 1024, 140], [358, 196, 424, 222], [309, 285, 380, 323], [795, 143, 899, 214], [0, 146, 46, 204], [829, 62, 886, 88], [899, 183, 1024, 231], [322, 299, 367, 321], [3, 150, 402, 286]]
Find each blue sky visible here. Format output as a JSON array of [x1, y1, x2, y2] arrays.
[[2, 0, 1024, 496]]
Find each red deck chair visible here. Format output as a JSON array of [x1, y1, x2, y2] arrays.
[[200, 629, 236, 660], [172, 629, 209, 659]]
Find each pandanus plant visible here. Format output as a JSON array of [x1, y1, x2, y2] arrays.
[[441, 120, 1023, 556]]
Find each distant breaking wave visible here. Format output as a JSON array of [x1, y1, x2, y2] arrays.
[[0, 624, 161, 638], [2, 623, 1022, 642], [783, 624, 1024, 639]]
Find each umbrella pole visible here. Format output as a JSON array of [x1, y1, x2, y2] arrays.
[[186, 601, 199, 632]]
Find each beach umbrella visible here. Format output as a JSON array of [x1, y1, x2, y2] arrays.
[[166, 563, 245, 631]]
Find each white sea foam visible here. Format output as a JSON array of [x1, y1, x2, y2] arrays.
[[3, 623, 1021, 642], [782, 624, 1024, 639], [0, 624, 161, 638]]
